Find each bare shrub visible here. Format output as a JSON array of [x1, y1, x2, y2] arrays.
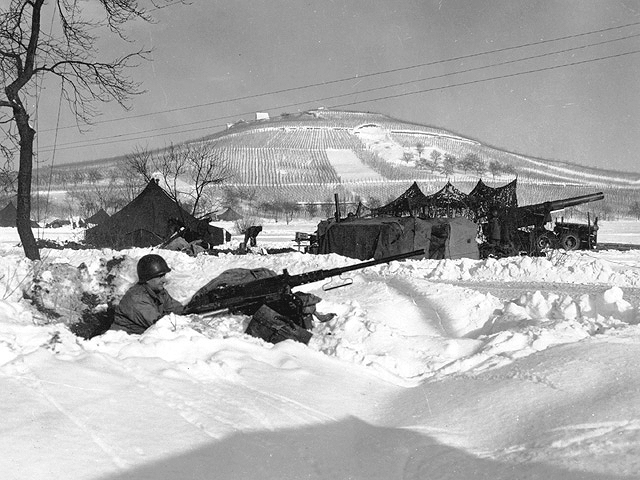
[[233, 216, 260, 235]]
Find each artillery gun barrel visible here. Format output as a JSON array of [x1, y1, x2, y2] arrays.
[[521, 192, 604, 214], [508, 192, 604, 229], [545, 192, 604, 212]]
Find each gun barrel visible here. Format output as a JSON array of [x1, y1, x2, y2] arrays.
[[289, 248, 426, 287], [522, 192, 604, 214], [324, 248, 425, 276], [546, 192, 604, 211]]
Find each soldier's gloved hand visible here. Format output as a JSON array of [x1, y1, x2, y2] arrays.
[[294, 292, 322, 315], [294, 292, 335, 324]]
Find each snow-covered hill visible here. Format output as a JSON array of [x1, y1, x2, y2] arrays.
[[50, 109, 640, 188]]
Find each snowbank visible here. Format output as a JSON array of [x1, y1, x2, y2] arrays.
[[2, 223, 640, 479]]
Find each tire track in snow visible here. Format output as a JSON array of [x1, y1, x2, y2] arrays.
[[234, 380, 339, 424], [6, 359, 131, 470], [94, 350, 336, 439], [93, 352, 250, 438], [360, 272, 470, 338], [333, 272, 450, 338], [546, 420, 640, 454], [383, 276, 453, 337]]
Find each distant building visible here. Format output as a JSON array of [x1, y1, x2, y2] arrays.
[[255, 112, 270, 121]]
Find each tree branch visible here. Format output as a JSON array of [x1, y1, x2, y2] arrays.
[[0, 0, 187, 259]]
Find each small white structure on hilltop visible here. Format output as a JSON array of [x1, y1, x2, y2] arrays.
[[255, 112, 270, 121]]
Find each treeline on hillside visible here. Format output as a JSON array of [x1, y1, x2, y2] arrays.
[[5, 137, 639, 224], [32, 165, 122, 188], [4, 176, 637, 226], [355, 148, 518, 181], [217, 181, 638, 225]]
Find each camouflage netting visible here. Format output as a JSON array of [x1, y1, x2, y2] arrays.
[[373, 179, 518, 221], [412, 182, 471, 219], [373, 182, 426, 217], [468, 179, 518, 220]]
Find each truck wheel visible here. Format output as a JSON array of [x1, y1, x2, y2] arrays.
[[560, 233, 580, 251], [536, 233, 553, 251]]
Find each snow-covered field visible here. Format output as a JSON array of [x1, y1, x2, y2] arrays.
[[325, 149, 385, 181], [2, 218, 640, 479]]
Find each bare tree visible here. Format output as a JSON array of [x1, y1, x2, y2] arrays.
[[0, 165, 17, 196], [502, 163, 517, 176], [258, 199, 282, 222], [259, 195, 301, 223], [593, 201, 614, 221], [223, 185, 257, 210], [281, 200, 300, 224], [125, 142, 229, 218], [415, 156, 429, 170], [0, 0, 185, 259], [473, 156, 487, 177], [488, 160, 503, 180], [441, 153, 457, 177], [460, 153, 485, 177], [67, 178, 129, 218], [629, 201, 640, 220], [321, 198, 335, 218], [304, 202, 318, 218], [459, 153, 475, 173], [429, 150, 442, 174]]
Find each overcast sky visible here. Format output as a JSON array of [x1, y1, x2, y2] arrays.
[[32, 0, 640, 173]]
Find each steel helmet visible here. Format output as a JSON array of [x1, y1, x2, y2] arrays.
[[137, 254, 171, 283]]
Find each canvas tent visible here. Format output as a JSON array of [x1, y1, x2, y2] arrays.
[[85, 208, 110, 225], [0, 202, 17, 227], [0, 202, 39, 228], [317, 216, 479, 260], [85, 180, 203, 249], [218, 208, 243, 221]]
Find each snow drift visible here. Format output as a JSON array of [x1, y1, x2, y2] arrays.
[[2, 224, 640, 479]]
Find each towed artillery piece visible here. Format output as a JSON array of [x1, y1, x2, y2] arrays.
[[481, 192, 604, 258]]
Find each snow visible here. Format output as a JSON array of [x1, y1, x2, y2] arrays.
[[3, 219, 640, 479], [325, 149, 385, 181]]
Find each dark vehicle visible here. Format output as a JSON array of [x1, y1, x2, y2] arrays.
[[552, 218, 599, 250]]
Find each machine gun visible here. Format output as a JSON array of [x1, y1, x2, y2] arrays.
[[483, 192, 604, 257], [184, 248, 425, 316], [184, 248, 425, 344]]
